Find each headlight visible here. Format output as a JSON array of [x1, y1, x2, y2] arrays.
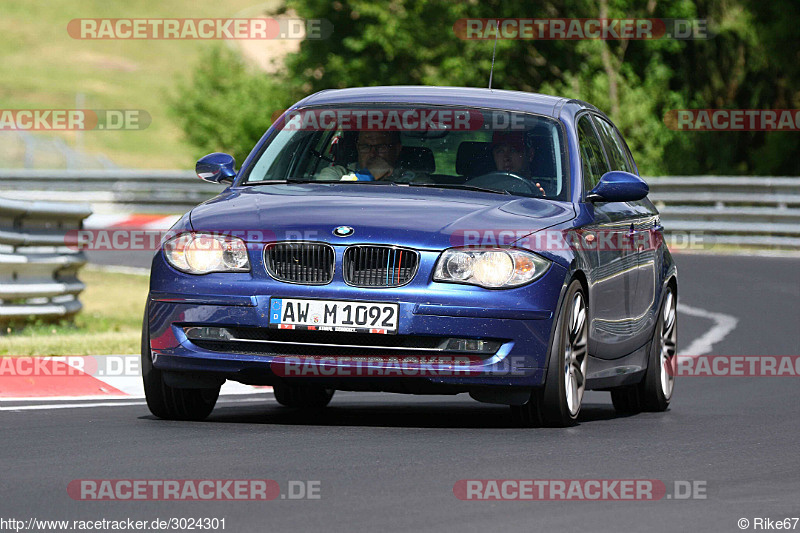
[[163, 233, 250, 274], [433, 248, 550, 288]]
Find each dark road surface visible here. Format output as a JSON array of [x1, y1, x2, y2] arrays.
[[2, 253, 798, 532]]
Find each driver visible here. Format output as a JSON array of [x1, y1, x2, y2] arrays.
[[491, 131, 547, 196], [317, 131, 429, 183]]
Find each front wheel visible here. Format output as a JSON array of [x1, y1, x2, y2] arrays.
[[141, 307, 220, 421], [511, 280, 588, 427]]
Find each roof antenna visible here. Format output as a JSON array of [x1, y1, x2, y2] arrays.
[[488, 20, 499, 89]]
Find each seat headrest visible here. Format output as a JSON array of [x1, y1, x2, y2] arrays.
[[456, 141, 494, 177], [398, 145, 435, 173]]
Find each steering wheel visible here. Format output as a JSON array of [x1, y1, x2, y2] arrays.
[[465, 171, 544, 196]]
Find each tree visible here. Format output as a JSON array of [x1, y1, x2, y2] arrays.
[[171, 0, 800, 175]]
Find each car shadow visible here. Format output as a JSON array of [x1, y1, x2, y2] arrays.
[[140, 399, 640, 429]]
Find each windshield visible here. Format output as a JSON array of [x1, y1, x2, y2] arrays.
[[243, 105, 569, 199]]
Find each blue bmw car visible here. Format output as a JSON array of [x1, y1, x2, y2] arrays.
[[142, 86, 677, 427]]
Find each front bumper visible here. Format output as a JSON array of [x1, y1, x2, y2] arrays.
[[147, 248, 568, 391]]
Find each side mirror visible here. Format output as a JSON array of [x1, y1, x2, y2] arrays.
[[586, 171, 648, 203], [196, 153, 236, 184]]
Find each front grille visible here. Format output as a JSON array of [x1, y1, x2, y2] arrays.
[[343, 245, 418, 287], [264, 242, 334, 285]]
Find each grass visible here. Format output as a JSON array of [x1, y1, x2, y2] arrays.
[[0, 0, 265, 169], [1, 269, 149, 355]]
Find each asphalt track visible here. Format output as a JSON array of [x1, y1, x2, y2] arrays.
[[2, 254, 798, 532]]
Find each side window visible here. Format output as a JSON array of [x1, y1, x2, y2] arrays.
[[593, 116, 634, 173], [577, 115, 609, 194]]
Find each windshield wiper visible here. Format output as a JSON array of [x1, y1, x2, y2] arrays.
[[242, 178, 317, 185], [406, 183, 511, 195], [337, 180, 399, 185], [244, 178, 401, 186]]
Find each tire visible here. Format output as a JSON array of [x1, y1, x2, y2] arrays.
[[640, 286, 677, 411], [273, 383, 335, 409], [511, 280, 588, 427], [141, 306, 220, 421], [611, 286, 677, 413]]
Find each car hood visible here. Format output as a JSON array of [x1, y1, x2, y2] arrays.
[[190, 183, 576, 251]]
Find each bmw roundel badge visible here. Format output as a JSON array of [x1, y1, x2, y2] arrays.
[[333, 226, 354, 237]]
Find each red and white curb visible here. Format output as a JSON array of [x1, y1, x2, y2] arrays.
[[0, 355, 271, 403]]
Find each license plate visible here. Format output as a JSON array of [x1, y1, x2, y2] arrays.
[[269, 298, 399, 334]]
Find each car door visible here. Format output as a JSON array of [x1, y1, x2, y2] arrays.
[[576, 114, 639, 359], [592, 114, 659, 350]]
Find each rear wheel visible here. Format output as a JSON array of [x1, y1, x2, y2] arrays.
[[611, 286, 677, 413], [511, 280, 588, 427], [640, 287, 677, 411], [273, 383, 335, 409], [141, 307, 220, 421]]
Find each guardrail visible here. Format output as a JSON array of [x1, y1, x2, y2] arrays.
[[0, 131, 117, 170], [647, 176, 800, 249], [0, 196, 91, 320], [0, 171, 798, 250], [0, 169, 217, 214]]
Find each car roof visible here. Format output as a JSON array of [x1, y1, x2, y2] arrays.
[[295, 86, 591, 118]]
